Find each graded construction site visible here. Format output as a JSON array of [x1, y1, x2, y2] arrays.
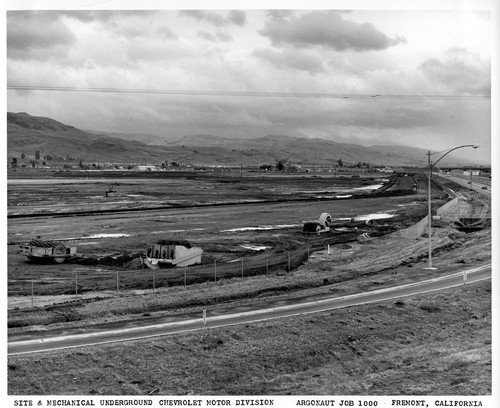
[[7, 169, 492, 395]]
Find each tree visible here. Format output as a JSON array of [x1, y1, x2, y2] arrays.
[[35, 150, 40, 160], [276, 160, 285, 171], [21, 153, 26, 159], [338, 158, 343, 168], [11, 157, 18, 167]]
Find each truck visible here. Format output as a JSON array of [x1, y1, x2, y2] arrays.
[[18, 239, 77, 263]]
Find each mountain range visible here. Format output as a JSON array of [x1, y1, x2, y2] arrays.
[[7, 112, 482, 167]]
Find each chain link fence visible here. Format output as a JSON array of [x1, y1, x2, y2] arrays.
[[13, 247, 314, 307]]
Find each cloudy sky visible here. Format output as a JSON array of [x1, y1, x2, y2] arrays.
[[6, 1, 495, 163]]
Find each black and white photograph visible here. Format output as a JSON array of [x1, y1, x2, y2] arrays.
[[4, 0, 498, 405]]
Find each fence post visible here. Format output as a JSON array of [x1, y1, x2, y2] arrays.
[[31, 279, 34, 308], [266, 255, 269, 273], [153, 269, 155, 295], [75, 275, 78, 297], [241, 259, 244, 278], [116, 271, 119, 296], [214, 259, 217, 282], [288, 252, 291, 271], [184, 266, 187, 286]]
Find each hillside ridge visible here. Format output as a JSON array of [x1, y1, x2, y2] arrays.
[[7, 112, 482, 167]]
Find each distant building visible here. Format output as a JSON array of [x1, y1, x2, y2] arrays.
[[377, 166, 394, 173], [135, 165, 159, 171], [463, 169, 480, 176]]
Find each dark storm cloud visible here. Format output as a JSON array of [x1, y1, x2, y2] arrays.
[[216, 32, 233, 42], [198, 31, 217, 42], [156, 26, 178, 40], [252, 99, 447, 131], [7, 11, 77, 60], [420, 48, 490, 95], [343, 104, 444, 129], [59, 10, 159, 22], [227, 10, 247, 26], [253, 48, 325, 74], [180, 10, 247, 27], [265, 10, 295, 20], [260, 11, 406, 51]]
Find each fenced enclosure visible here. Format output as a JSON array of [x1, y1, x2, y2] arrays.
[[11, 247, 314, 306]]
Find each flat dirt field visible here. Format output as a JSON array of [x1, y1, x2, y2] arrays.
[[8, 171, 431, 298], [6, 169, 492, 395]]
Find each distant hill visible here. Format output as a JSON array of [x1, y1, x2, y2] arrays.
[[7, 112, 482, 167]]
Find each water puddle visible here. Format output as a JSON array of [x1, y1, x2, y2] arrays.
[[240, 244, 270, 251], [222, 224, 301, 232], [335, 212, 396, 222], [88, 233, 131, 238], [353, 184, 383, 191]]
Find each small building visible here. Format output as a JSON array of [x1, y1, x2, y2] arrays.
[[135, 165, 159, 171]]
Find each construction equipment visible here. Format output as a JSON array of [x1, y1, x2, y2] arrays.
[[18, 239, 77, 263], [105, 185, 116, 197], [141, 239, 203, 269], [303, 213, 332, 233]]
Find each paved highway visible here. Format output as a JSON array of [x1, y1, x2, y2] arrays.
[[436, 173, 491, 197], [8, 263, 491, 356]]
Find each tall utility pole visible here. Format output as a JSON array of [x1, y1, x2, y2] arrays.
[[426, 151, 435, 270], [425, 144, 478, 270]]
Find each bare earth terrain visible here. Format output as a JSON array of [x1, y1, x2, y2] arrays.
[[6, 169, 492, 395]]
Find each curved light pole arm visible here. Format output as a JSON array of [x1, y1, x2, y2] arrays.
[[432, 144, 479, 168]]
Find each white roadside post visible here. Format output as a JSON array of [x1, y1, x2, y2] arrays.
[[203, 309, 207, 329], [463, 270, 467, 285]]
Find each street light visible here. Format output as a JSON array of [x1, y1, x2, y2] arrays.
[[425, 144, 479, 270]]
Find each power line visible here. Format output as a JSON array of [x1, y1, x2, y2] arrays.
[[6, 85, 490, 100]]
